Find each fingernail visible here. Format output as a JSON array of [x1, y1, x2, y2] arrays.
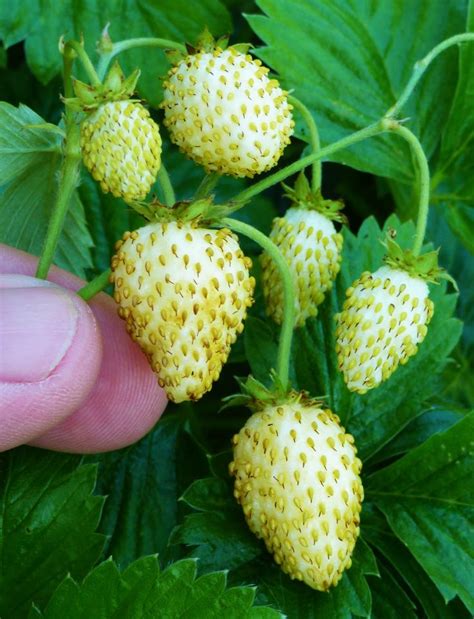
[[0, 276, 79, 382]]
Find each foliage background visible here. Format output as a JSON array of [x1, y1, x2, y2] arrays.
[[0, 0, 473, 617]]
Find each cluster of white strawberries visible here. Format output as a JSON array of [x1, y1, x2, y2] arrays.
[[77, 39, 436, 592]]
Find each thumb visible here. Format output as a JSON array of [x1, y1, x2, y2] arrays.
[[0, 274, 102, 451]]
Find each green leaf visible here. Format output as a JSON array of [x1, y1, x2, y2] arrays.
[[175, 464, 377, 618], [0, 102, 93, 277], [181, 477, 234, 513], [291, 215, 462, 460], [436, 2, 474, 190], [363, 504, 470, 619], [0, 102, 60, 184], [0, 448, 105, 619], [93, 411, 208, 569], [171, 477, 262, 572], [426, 204, 473, 417], [0, 2, 39, 48], [232, 538, 377, 619], [428, 204, 474, 356], [367, 411, 474, 612], [34, 556, 281, 618], [444, 202, 474, 255], [368, 407, 464, 466], [369, 565, 416, 619], [0, 0, 231, 106], [247, 0, 465, 180]]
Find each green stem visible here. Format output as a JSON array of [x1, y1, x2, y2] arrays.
[[36, 130, 81, 279], [195, 172, 220, 199], [288, 95, 322, 191], [221, 217, 296, 391], [234, 120, 387, 204], [97, 37, 187, 80], [62, 47, 75, 101], [387, 33, 474, 118], [77, 269, 112, 301], [35, 51, 83, 279], [157, 163, 175, 206], [66, 40, 101, 86], [386, 122, 430, 255]]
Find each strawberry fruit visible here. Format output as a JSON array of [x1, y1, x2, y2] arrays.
[[111, 221, 255, 402], [81, 100, 162, 203], [230, 397, 363, 591], [161, 46, 294, 178], [335, 265, 434, 393], [262, 207, 343, 326], [261, 174, 345, 326]]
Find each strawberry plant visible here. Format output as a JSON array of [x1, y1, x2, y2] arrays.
[[0, 1, 473, 617]]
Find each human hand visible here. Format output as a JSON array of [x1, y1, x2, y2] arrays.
[[0, 244, 168, 453]]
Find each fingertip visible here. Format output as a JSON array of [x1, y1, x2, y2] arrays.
[[0, 277, 102, 451], [30, 289, 168, 453]]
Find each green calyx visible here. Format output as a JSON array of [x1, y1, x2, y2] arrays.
[[384, 237, 457, 287], [165, 27, 252, 65], [136, 196, 247, 226], [222, 374, 325, 412], [222, 374, 290, 411], [65, 61, 140, 112], [97, 23, 114, 54], [283, 172, 346, 223]]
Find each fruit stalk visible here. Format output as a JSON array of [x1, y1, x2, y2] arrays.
[[36, 45, 83, 279], [77, 268, 112, 301], [157, 163, 175, 206], [386, 32, 474, 118], [195, 173, 220, 199], [386, 123, 430, 256], [233, 120, 387, 204], [221, 217, 296, 390], [65, 40, 101, 87], [288, 96, 321, 191], [97, 37, 187, 80]]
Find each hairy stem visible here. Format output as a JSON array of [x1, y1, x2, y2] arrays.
[[195, 172, 220, 199], [387, 33, 474, 118], [234, 121, 386, 204], [221, 217, 296, 391], [36, 131, 81, 279], [157, 163, 175, 206], [97, 37, 187, 80], [35, 50, 82, 279], [386, 122, 430, 255], [66, 40, 101, 86], [77, 268, 112, 301], [288, 96, 322, 191]]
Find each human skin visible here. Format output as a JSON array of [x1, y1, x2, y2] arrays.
[[0, 244, 168, 453]]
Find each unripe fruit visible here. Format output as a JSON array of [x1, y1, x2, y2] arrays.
[[111, 221, 255, 402], [230, 399, 363, 591], [335, 266, 434, 393], [162, 47, 294, 177], [81, 100, 162, 202], [262, 207, 343, 326]]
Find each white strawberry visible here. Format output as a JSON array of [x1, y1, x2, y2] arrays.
[[262, 207, 343, 326], [161, 46, 294, 177], [335, 265, 434, 393], [230, 397, 363, 591], [81, 100, 162, 203], [111, 221, 255, 402]]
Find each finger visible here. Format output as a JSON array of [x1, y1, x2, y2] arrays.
[[0, 244, 168, 453], [0, 275, 102, 451]]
